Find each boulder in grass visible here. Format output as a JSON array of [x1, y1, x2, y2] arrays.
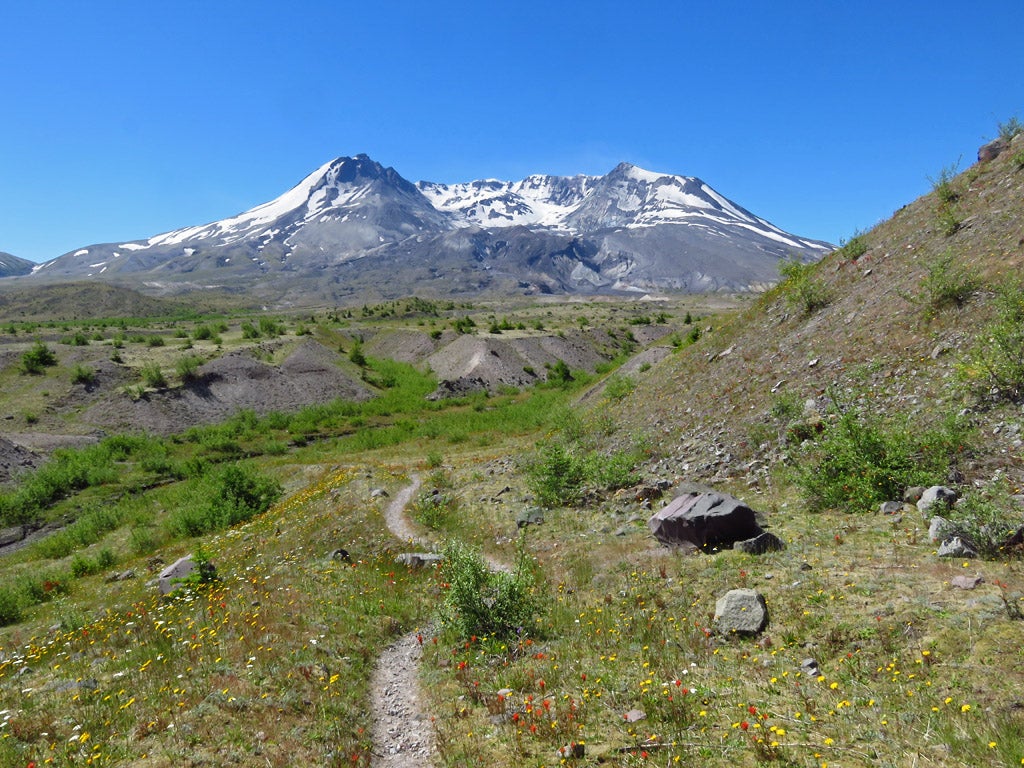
[[714, 588, 769, 636], [158, 555, 195, 594], [734, 531, 786, 555], [648, 490, 763, 550]]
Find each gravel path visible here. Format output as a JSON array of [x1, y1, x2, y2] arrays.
[[371, 473, 435, 768]]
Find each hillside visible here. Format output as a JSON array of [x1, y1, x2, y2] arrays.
[[0, 251, 34, 278], [619, 130, 1024, 493]]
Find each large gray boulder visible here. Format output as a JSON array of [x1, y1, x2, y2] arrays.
[[714, 588, 769, 636], [648, 490, 763, 550], [158, 555, 195, 594], [917, 486, 957, 515]]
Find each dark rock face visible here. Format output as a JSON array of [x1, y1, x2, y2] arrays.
[[648, 491, 764, 550]]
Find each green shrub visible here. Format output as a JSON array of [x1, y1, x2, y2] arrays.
[[192, 324, 214, 341], [929, 163, 960, 205], [947, 480, 1021, 559], [959, 281, 1024, 402], [147, 335, 165, 348], [140, 362, 167, 388], [779, 259, 830, 315], [838, 231, 869, 260], [0, 587, 23, 627], [175, 354, 203, 383], [258, 317, 282, 337], [168, 464, 282, 537], [413, 489, 458, 530], [20, 340, 57, 374], [998, 116, 1023, 141], [920, 250, 977, 314], [525, 428, 645, 508], [71, 364, 97, 385], [440, 538, 544, 641], [795, 402, 970, 513], [603, 374, 635, 401], [241, 321, 260, 339], [70, 553, 99, 578]]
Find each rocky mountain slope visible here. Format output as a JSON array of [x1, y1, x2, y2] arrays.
[[0, 251, 33, 278], [615, 131, 1024, 492], [23, 156, 831, 302]]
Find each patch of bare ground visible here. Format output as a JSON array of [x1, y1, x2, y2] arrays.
[[81, 339, 372, 435]]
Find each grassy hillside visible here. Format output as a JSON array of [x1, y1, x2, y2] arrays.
[[2, 131, 1024, 768]]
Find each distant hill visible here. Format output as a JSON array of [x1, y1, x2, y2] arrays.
[[0, 251, 33, 278], [0, 281, 208, 322], [21, 155, 831, 304]]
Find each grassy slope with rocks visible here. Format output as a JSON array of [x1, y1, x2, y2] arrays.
[[2, 130, 1024, 768]]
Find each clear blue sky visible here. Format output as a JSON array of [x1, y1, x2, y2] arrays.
[[2, 0, 1022, 263]]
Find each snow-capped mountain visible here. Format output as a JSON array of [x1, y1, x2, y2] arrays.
[[26, 155, 832, 300]]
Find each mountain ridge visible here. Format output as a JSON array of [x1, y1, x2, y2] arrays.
[[24, 155, 833, 302]]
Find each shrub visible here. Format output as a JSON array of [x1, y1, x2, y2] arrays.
[[140, 362, 167, 388], [20, 340, 57, 374], [175, 354, 203, 383], [603, 374, 635, 401], [779, 259, 830, 315], [241, 321, 260, 339], [929, 162, 960, 205], [795, 401, 970, 513], [838, 231, 869, 260], [349, 339, 367, 367], [168, 464, 282, 537], [70, 554, 99, 578], [998, 116, 1023, 141], [949, 480, 1022, 559], [413, 489, 457, 530], [258, 317, 282, 337], [0, 587, 23, 627], [525, 428, 645, 507], [959, 281, 1024, 402], [147, 335, 165, 348], [71, 364, 97, 385], [440, 538, 544, 641], [920, 250, 978, 314]]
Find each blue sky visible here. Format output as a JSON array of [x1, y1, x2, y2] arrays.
[[2, 0, 1022, 263]]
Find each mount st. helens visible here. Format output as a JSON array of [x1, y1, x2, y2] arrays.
[[25, 155, 832, 301]]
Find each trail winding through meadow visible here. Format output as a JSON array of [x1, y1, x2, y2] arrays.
[[369, 472, 511, 766], [370, 473, 435, 768]]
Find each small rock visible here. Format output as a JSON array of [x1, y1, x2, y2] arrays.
[[623, 708, 646, 723], [951, 575, 984, 590], [918, 486, 958, 514], [928, 516, 958, 544], [734, 532, 786, 555], [370, 488, 390, 499], [937, 537, 977, 559], [879, 501, 903, 515], [800, 658, 821, 677]]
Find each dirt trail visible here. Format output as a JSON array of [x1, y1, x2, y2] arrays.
[[370, 473, 435, 767], [370, 472, 511, 766]]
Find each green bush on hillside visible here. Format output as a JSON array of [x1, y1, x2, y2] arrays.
[[779, 259, 830, 315], [167, 463, 282, 537], [959, 281, 1024, 402], [20, 340, 57, 374], [795, 400, 971, 514]]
